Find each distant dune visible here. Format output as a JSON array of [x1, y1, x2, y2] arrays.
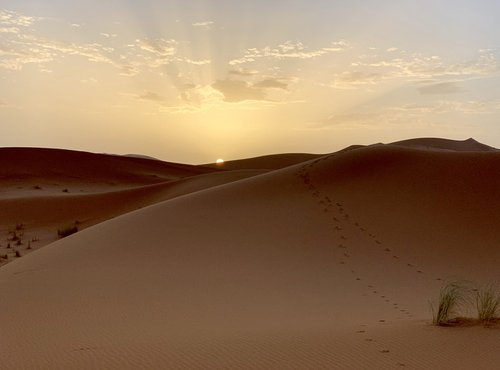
[[1, 138, 499, 369], [202, 152, 322, 170]]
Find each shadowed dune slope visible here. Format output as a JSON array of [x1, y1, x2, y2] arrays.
[[390, 137, 497, 152], [1, 141, 500, 368], [203, 152, 322, 170], [0, 147, 217, 190]]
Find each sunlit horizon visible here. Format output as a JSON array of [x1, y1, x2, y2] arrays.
[[1, 1, 500, 163]]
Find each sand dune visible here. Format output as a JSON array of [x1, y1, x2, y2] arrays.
[[0, 148, 265, 263], [203, 152, 322, 170], [0, 139, 499, 369]]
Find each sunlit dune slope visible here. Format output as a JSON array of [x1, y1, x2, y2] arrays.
[[1, 139, 499, 369], [0, 148, 264, 264]]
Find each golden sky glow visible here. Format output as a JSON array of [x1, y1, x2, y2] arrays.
[[1, 1, 500, 163]]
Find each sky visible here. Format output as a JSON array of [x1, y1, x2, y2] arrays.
[[1, 0, 500, 163]]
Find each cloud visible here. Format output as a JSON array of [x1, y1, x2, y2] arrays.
[[0, 27, 19, 34], [253, 78, 289, 89], [138, 91, 166, 102], [192, 21, 214, 29], [0, 9, 37, 27], [229, 40, 350, 65], [359, 49, 500, 80], [136, 38, 178, 57], [228, 69, 258, 77], [211, 76, 291, 102], [329, 48, 500, 90], [100, 33, 117, 38], [312, 99, 500, 129], [417, 81, 462, 95], [331, 71, 385, 89], [212, 79, 266, 102], [184, 58, 210, 65]]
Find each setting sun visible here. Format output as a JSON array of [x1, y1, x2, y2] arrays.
[[216, 158, 224, 164]]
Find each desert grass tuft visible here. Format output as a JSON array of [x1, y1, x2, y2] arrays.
[[476, 285, 500, 323], [57, 224, 79, 238], [431, 282, 466, 326]]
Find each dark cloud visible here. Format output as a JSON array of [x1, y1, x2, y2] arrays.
[[138, 91, 165, 102], [212, 76, 290, 102], [212, 79, 265, 102], [228, 69, 258, 77], [418, 82, 462, 95], [253, 78, 288, 90]]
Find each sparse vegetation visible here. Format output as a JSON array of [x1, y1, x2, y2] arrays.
[[15, 250, 21, 258], [62, 188, 69, 193], [1, 254, 8, 260], [57, 223, 79, 238], [33, 185, 42, 190], [9, 231, 20, 242], [476, 285, 500, 323], [431, 281, 500, 327], [431, 282, 467, 326]]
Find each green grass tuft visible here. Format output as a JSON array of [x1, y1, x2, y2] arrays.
[[431, 282, 466, 326], [476, 285, 500, 323]]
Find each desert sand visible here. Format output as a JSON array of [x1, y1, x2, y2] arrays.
[[0, 138, 499, 369]]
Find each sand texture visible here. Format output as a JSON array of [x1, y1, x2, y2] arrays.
[[0, 139, 499, 369]]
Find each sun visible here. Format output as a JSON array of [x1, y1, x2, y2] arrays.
[[216, 158, 224, 164]]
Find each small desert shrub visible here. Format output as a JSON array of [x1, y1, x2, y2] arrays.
[[1, 254, 8, 259], [57, 224, 79, 238], [62, 188, 69, 193], [431, 282, 467, 326], [33, 185, 42, 190], [27, 241, 32, 250], [9, 232, 20, 242], [476, 285, 500, 323], [15, 250, 21, 258]]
